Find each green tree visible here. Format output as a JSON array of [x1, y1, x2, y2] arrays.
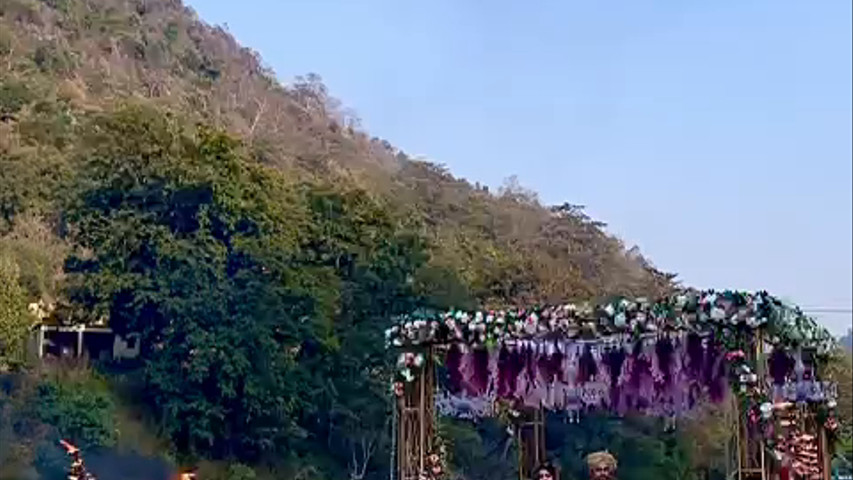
[[63, 106, 317, 460], [278, 185, 430, 479], [35, 373, 117, 449], [826, 349, 853, 467], [0, 214, 68, 300], [546, 413, 695, 480], [0, 79, 33, 116], [63, 106, 430, 475], [225, 463, 257, 480], [0, 252, 29, 371], [440, 418, 517, 480]]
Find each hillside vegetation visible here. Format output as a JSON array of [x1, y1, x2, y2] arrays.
[[0, 0, 672, 306], [0, 1, 846, 479]]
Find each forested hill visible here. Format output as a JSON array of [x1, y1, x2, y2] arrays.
[[0, 1, 755, 480], [0, 0, 673, 306]]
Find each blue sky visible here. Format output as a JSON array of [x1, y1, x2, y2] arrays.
[[186, 0, 852, 335]]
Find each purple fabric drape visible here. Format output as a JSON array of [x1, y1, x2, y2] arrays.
[[438, 333, 732, 418]]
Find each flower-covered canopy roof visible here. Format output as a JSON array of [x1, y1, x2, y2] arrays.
[[386, 289, 837, 356], [388, 289, 841, 462]]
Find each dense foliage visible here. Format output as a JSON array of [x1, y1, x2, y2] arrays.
[[0, 251, 29, 371], [0, 0, 671, 306], [35, 372, 117, 450], [52, 105, 427, 475]]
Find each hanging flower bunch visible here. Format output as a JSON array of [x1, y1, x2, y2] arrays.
[[391, 380, 405, 397], [725, 349, 774, 437], [493, 398, 522, 434], [385, 290, 837, 357], [725, 346, 840, 452], [420, 435, 449, 480], [393, 351, 427, 389], [816, 398, 840, 443]]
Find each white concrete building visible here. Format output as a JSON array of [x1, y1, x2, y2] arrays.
[[30, 324, 141, 362]]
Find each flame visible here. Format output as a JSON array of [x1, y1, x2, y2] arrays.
[[59, 439, 80, 455], [59, 439, 96, 480]]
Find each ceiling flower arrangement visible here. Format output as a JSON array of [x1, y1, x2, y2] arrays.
[[385, 289, 837, 356]]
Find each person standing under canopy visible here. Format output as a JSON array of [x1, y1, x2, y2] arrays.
[[532, 462, 559, 480], [586, 451, 617, 480]]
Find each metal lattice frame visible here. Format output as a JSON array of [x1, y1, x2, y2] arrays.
[[516, 407, 547, 480], [804, 408, 832, 480], [725, 331, 768, 480], [815, 358, 833, 480], [724, 390, 767, 480], [725, 397, 740, 480], [819, 425, 831, 480], [737, 401, 767, 480], [393, 354, 550, 480], [396, 347, 436, 480], [724, 333, 831, 480]]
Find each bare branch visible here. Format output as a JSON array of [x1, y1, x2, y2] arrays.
[[249, 97, 266, 135]]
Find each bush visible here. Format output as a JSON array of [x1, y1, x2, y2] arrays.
[[226, 464, 256, 480], [35, 372, 117, 449], [0, 80, 33, 115], [0, 215, 68, 300], [0, 253, 29, 371], [32, 43, 75, 75]]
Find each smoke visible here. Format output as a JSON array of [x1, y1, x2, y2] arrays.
[[84, 451, 174, 480], [33, 443, 174, 480]]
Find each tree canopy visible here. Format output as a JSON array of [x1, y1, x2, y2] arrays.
[[57, 106, 427, 471]]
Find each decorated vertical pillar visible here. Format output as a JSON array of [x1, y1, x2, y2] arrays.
[[725, 396, 740, 480], [736, 400, 768, 480], [801, 408, 830, 480], [396, 347, 436, 480], [735, 332, 768, 480], [76, 325, 85, 358], [814, 353, 832, 480], [517, 406, 547, 480], [819, 426, 830, 480], [37, 325, 45, 359]]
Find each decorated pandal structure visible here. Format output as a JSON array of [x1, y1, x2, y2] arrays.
[[386, 289, 841, 480]]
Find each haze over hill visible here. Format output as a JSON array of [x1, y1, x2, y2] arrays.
[[842, 328, 853, 351]]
